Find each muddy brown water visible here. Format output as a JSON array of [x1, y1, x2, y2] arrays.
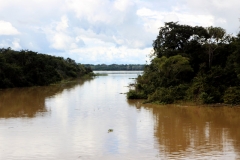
[[0, 71, 240, 160]]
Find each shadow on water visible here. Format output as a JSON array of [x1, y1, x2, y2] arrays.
[[127, 100, 240, 159], [0, 78, 93, 118]]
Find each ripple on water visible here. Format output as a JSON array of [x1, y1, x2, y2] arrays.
[[0, 72, 240, 159]]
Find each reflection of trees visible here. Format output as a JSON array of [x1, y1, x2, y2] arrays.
[[0, 78, 93, 118], [128, 101, 240, 159], [127, 99, 143, 110]]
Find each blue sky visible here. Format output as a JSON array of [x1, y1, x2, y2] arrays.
[[0, 0, 240, 64]]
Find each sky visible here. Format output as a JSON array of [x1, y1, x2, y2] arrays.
[[0, 0, 240, 64]]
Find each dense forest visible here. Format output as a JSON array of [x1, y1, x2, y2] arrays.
[[128, 22, 240, 105], [0, 48, 93, 89], [84, 64, 145, 70]]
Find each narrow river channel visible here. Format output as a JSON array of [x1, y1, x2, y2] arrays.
[[0, 71, 240, 160]]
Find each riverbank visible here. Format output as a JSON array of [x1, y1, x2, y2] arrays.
[[127, 22, 240, 105], [0, 48, 93, 89]]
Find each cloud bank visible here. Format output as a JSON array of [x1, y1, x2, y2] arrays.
[[0, 0, 239, 64]]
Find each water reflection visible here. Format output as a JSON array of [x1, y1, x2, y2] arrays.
[[1, 71, 240, 159], [0, 78, 93, 118], [128, 101, 240, 159]]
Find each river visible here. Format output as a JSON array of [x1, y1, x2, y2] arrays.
[[0, 71, 240, 160]]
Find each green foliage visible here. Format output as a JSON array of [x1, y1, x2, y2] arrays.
[[199, 92, 214, 104], [127, 90, 147, 99], [187, 66, 227, 103], [227, 34, 240, 82], [0, 48, 93, 88], [203, 26, 232, 68], [152, 22, 208, 58], [150, 55, 193, 86], [147, 87, 175, 104], [128, 22, 240, 105], [85, 64, 145, 70], [127, 55, 192, 103], [223, 87, 240, 105], [147, 84, 189, 104]]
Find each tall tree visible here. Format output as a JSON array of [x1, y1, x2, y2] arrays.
[[202, 27, 232, 68], [152, 22, 208, 58]]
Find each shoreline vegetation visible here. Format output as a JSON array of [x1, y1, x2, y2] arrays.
[[0, 48, 94, 89], [129, 99, 240, 108], [84, 64, 145, 71], [127, 22, 240, 105]]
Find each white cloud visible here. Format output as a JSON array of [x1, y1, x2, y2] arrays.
[[113, 0, 134, 12], [68, 46, 151, 64], [50, 33, 74, 50], [0, 21, 20, 35], [137, 7, 214, 34], [66, 0, 113, 23], [0, 0, 239, 64], [0, 38, 22, 50], [11, 38, 22, 50], [44, 15, 79, 51], [56, 16, 69, 31], [183, 0, 240, 33]]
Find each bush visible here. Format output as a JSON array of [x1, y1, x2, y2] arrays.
[[127, 90, 147, 99], [223, 87, 240, 104], [147, 87, 175, 104], [146, 84, 189, 104], [199, 92, 214, 104], [186, 72, 224, 104]]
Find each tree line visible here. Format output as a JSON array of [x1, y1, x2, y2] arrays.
[[84, 64, 145, 70], [0, 48, 93, 89], [127, 22, 240, 105]]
